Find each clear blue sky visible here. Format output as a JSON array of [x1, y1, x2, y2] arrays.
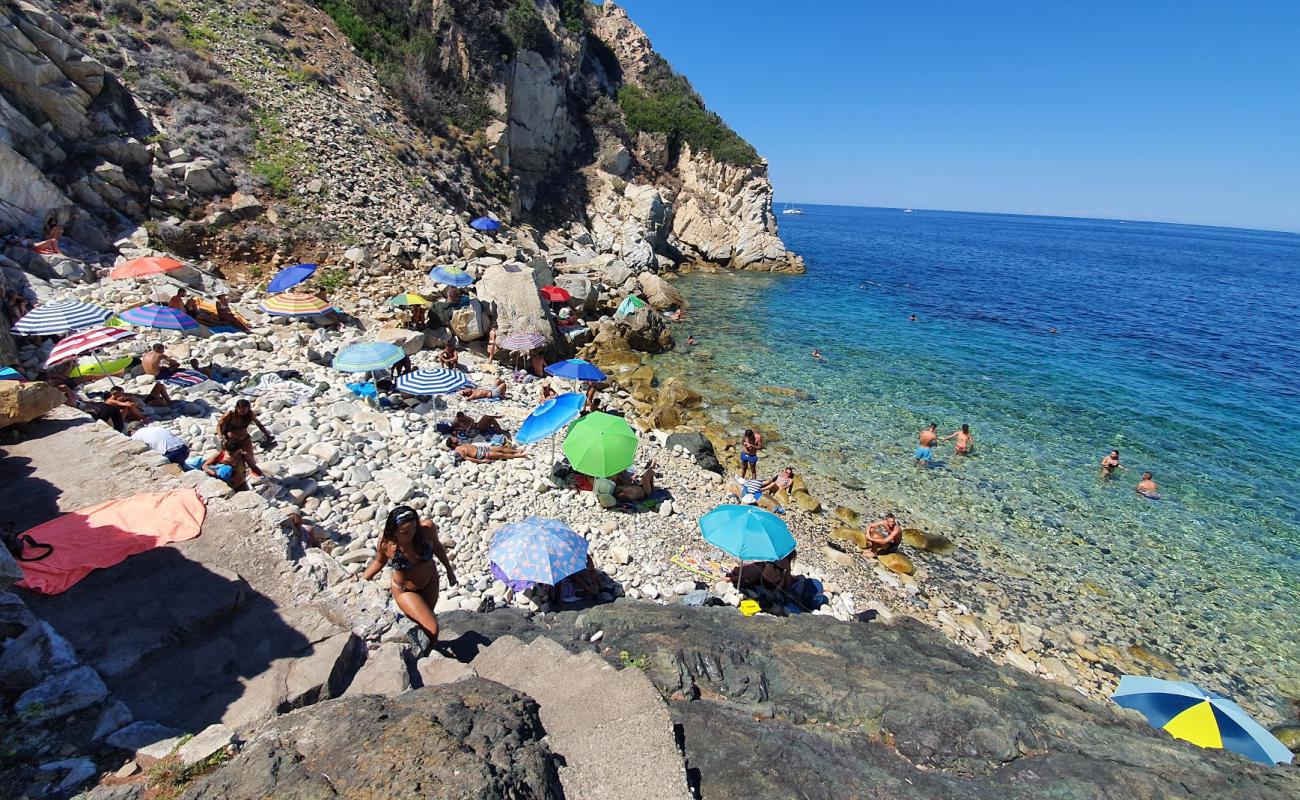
[[613, 1, 1300, 233]]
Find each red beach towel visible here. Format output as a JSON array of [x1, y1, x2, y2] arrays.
[[15, 489, 206, 595]]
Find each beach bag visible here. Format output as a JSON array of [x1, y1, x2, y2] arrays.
[[593, 478, 618, 508], [3, 531, 54, 562]]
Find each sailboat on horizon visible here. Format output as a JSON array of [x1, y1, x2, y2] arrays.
[[781, 184, 805, 215]]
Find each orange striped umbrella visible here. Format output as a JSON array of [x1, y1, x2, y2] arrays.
[[109, 257, 185, 280], [259, 292, 333, 317]]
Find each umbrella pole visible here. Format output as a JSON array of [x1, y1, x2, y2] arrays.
[[93, 352, 119, 389]]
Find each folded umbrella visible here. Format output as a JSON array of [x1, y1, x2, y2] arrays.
[[471, 216, 502, 231], [118, 304, 200, 331], [540, 285, 570, 303], [332, 341, 404, 373], [12, 300, 113, 336], [1112, 676, 1294, 765], [259, 292, 333, 317], [544, 358, 605, 383], [394, 368, 473, 395], [562, 411, 637, 477], [109, 256, 184, 280], [45, 326, 138, 368], [428, 265, 474, 287], [488, 517, 587, 586], [266, 263, 317, 293], [516, 392, 585, 446]]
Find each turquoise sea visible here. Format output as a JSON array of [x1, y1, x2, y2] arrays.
[[652, 206, 1300, 715]]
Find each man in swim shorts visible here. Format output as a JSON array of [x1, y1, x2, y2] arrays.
[[916, 423, 938, 465]]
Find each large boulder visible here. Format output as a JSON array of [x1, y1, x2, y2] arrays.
[[372, 327, 425, 356], [553, 274, 597, 313], [181, 680, 563, 798], [665, 431, 722, 473], [619, 305, 673, 353], [0, 380, 64, 428], [637, 272, 685, 311], [476, 262, 566, 357], [449, 298, 489, 342]]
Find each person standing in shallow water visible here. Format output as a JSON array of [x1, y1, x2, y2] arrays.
[[358, 506, 456, 651], [943, 423, 974, 455], [916, 423, 938, 465], [1100, 449, 1127, 479], [740, 428, 763, 479]]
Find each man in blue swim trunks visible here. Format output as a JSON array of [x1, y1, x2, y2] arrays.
[[916, 423, 938, 465]]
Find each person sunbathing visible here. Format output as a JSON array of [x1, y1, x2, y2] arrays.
[[614, 463, 656, 502], [104, 386, 149, 423], [446, 436, 528, 463], [452, 412, 505, 438], [538, 382, 557, 403], [214, 294, 250, 332], [727, 550, 796, 592], [460, 377, 506, 401], [141, 343, 181, 378], [726, 475, 784, 513]]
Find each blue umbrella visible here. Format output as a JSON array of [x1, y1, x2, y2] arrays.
[[332, 342, 404, 373], [544, 358, 606, 383], [267, 263, 317, 293], [470, 216, 501, 231], [489, 517, 588, 586], [428, 265, 474, 287], [118, 304, 200, 331], [11, 300, 112, 336], [517, 392, 585, 445], [1112, 676, 1294, 765], [394, 368, 473, 396], [700, 505, 796, 563], [0, 367, 25, 381]]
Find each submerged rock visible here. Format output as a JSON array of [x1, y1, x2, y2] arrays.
[[878, 552, 915, 575], [902, 528, 957, 555]]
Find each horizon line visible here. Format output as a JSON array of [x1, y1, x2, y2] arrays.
[[771, 203, 1300, 237]]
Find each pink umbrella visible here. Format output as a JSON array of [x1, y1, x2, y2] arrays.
[[44, 326, 139, 387]]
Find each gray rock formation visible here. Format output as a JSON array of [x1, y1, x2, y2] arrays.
[[0, 0, 152, 248], [0, 380, 63, 428], [476, 261, 569, 358], [181, 681, 564, 799], [441, 603, 1300, 799]]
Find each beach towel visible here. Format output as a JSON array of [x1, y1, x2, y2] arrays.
[[15, 489, 206, 595], [671, 546, 735, 582], [242, 372, 315, 405], [162, 368, 208, 388], [617, 487, 672, 513]]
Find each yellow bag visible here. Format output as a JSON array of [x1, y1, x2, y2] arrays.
[[739, 599, 761, 617]]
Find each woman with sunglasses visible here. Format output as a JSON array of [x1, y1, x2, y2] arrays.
[[359, 506, 457, 649]]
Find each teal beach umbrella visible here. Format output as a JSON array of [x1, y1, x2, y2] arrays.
[[699, 505, 796, 562]]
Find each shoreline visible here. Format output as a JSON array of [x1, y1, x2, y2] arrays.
[[641, 267, 1293, 725]]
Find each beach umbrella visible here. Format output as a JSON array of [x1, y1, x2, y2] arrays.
[[470, 216, 501, 231], [699, 505, 796, 563], [45, 326, 137, 368], [500, 331, 546, 352], [266, 263, 317, 293], [109, 256, 184, 280], [563, 411, 637, 477], [544, 358, 605, 383], [540, 285, 570, 303], [488, 516, 588, 586], [118, 304, 200, 331], [384, 292, 431, 307], [517, 392, 585, 446], [1112, 676, 1294, 765], [259, 292, 333, 317], [428, 265, 474, 287], [394, 368, 473, 396], [615, 295, 647, 318], [11, 300, 113, 336], [332, 342, 404, 373], [0, 367, 24, 381]]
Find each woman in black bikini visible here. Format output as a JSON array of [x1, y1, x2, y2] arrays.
[[358, 506, 457, 648], [216, 399, 274, 479]]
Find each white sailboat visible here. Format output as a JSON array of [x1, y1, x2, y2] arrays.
[[781, 193, 805, 215]]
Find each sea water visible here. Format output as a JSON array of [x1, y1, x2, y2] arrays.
[[651, 206, 1300, 714]]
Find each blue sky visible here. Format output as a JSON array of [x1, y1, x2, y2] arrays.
[[612, 1, 1300, 233]]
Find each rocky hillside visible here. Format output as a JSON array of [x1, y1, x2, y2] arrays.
[[0, 0, 800, 277]]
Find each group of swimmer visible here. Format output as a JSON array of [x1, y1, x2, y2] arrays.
[[1100, 449, 1160, 497], [914, 422, 973, 464]]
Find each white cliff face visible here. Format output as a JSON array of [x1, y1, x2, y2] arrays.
[[0, 0, 152, 247], [507, 49, 578, 212], [587, 180, 671, 272], [669, 145, 803, 272]]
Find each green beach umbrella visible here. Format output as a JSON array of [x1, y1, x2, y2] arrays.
[[562, 411, 637, 477]]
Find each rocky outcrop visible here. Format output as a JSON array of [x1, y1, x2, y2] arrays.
[[509, 47, 579, 213], [443, 604, 1300, 800], [0, 0, 152, 248], [181, 681, 564, 799], [476, 261, 569, 357], [0, 380, 62, 428]]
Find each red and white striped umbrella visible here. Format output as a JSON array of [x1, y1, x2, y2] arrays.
[[44, 326, 138, 368]]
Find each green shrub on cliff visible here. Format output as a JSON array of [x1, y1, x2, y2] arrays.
[[617, 55, 760, 167], [505, 0, 549, 54]]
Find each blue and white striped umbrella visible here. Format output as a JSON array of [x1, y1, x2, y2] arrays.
[[332, 342, 405, 373], [394, 368, 473, 396], [118, 304, 200, 331], [11, 300, 112, 336], [489, 517, 588, 586]]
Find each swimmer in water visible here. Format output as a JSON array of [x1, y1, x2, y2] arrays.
[[942, 423, 973, 455], [811, 348, 823, 361], [1099, 449, 1126, 479], [1136, 472, 1158, 496], [1049, 327, 1060, 335], [686, 335, 698, 346], [915, 423, 938, 465], [909, 314, 918, 322]]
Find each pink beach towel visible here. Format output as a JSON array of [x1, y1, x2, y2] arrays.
[[15, 489, 206, 595]]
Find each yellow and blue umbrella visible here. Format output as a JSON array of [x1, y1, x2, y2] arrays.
[[384, 292, 430, 307], [260, 292, 333, 317], [488, 517, 587, 586], [332, 342, 404, 373], [1112, 676, 1294, 765]]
